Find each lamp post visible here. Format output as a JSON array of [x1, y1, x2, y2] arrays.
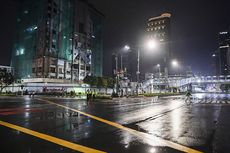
[[115, 54, 119, 95], [123, 39, 158, 95], [120, 45, 131, 72], [156, 64, 161, 78], [171, 59, 179, 76]]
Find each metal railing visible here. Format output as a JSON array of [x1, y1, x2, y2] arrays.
[[142, 75, 230, 88]]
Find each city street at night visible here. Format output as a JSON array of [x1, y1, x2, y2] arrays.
[[0, 94, 230, 153], [0, 0, 230, 152]]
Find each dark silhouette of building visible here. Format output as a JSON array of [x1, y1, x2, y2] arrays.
[[215, 31, 230, 75]]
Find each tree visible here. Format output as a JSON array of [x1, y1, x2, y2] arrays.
[[83, 76, 115, 94], [220, 84, 230, 92], [83, 75, 98, 87], [102, 77, 108, 94], [97, 77, 103, 89], [0, 70, 14, 93], [107, 77, 115, 89], [83, 75, 92, 85]]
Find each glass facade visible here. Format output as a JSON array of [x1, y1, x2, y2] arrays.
[[12, 0, 45, 79], [90, 7, 104, 77]]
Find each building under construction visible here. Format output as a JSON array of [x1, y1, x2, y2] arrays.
[[11, 0, 104, 83]]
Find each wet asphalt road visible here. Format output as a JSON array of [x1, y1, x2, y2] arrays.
[[0, 93, 230, 153]]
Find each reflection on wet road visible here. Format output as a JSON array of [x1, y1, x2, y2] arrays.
[[0, 93, 230, 152]]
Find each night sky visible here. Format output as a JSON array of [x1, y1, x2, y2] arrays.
[[1, 0, 230, 76]]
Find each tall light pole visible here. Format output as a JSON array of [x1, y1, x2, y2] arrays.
[[123, 39, 158, 95], [156, 64, 161, 78], [115, 55, 119, 94], [136, 49, 140, 84], [122, 45, 131, 71], [172, 59, 179, 76]]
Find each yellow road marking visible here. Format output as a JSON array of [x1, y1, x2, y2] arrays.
[[0, 120, 106, 153], [37, 98, 203, 153]]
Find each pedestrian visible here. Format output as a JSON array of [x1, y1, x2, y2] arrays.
[[121, 89, 124, 97], [92, 89, 96, 100], [89, 89, 92, 102], [32, 90, 35, 98], [86, 89, 90, 102]]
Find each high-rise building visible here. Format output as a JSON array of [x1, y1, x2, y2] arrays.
[[215, 31, 230, 75], [11, 0, 104, 83], [146, 13, 171, 77], [147, 13, 171, 44]]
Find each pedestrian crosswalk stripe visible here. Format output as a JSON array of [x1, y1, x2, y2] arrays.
[[193, 100, 230, 104]]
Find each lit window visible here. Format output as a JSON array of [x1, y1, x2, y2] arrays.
[[24, 10, 29, 14], [16, 50, 20, 56], [25, 25, 38, 32], [16, 48, 25, 56], [20, 48, 25, 55]]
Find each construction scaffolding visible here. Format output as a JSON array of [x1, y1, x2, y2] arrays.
[[12, 0, 104, 83]]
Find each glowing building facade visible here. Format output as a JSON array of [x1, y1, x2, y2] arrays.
[[147, 13, 171, 77]]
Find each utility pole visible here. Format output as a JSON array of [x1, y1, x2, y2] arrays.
[[136, 50, 140, 95], [120, 53, 123, 72], [115, 55, 119, 94]]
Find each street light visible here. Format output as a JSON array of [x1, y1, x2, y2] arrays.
[[172, 59, 179, 67], [156, 64, 161, 78], [146, 39, 158, 50], [124, 45, 130, 51], [171, 59, 180, 76], [123, 39, 158, 95], [123, 44, 141, 84]]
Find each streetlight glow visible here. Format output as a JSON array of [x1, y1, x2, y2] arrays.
[[172, 60, 179, 67], [146, 39, 158, 50], [124, 45, 130, 51]]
